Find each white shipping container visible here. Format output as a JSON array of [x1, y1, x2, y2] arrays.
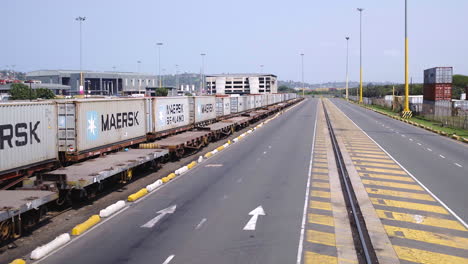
[[0, 102, 58, 173], [216, 97, 231, 117], [245, 96, 255, 110], [231, 96, 246, 113], [153, 97, 192, 133], [194, 96, 216, 123], [267, 94, 274, 105], [58, 99, 147, 153], [424, 67, 453, 84]]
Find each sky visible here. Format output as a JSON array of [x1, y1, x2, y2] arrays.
[[1, 0, 467, 84]]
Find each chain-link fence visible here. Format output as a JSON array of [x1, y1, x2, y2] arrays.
[[347, 95, 468, 130]]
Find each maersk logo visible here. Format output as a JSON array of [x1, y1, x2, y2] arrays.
[[87, 111, 99, 140]]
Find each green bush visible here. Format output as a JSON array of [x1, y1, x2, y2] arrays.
[[36, 88, 55, 99], [9, 83, 36, 100]]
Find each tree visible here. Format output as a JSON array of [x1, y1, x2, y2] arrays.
[[278, 85, 295, 93], [452, 75, 468, 99], [36, 88, 55, 99], [9, 83, 36, 100], [155, 87, 168, 96]]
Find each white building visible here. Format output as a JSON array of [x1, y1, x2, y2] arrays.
[[205, 74, 277, 95]]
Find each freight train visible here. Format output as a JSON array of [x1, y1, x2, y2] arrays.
[[0, 93, 300, 245]]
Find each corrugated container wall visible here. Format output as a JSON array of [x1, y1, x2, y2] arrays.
[[216, 97, 231, 117], [1, 102, 58, 173], [152, 97, 192, 133], [194, 96, 216, 123], [424, 67, 453, 84], [58, 99, 147, 153], [423, 84, 452, 101]]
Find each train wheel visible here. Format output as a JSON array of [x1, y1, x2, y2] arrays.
[[0, 220, 12, 243]]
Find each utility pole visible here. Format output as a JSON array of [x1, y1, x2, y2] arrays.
[[175, 64, 179, 93], [75, 16, 86, 95], [137, 60, 141, 73], [157, 43, 163, 88], [357, 8, 364, 103], [345, 37, 350, 101], [402, 0, 412, 118], [200, 53, 206, 95], [301, 53, 305, 97]]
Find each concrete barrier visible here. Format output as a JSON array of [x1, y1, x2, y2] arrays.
[[146, 180, 162, 192], [204, 152, 213, 158], [167, 173, 176, 180], [161, 177, 169, 183], [222, 143, 229, 148], [187, 161, 197, 169], [128, 188, 148, 202], [30, 233, 71, 260], [233, 138, 239, 143], [71, 215, 101, 236], [99, 200, 126, 218], [198, 156, 203, 163], [216, 146, 225, 152], [212, 149, 218, 155]]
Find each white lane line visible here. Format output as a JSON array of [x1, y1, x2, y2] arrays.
[[439, 155, 446, 159], [333, 101, 468, 230], [455, 163, 463, 168], [401, 134, 406, 137], [427, 148, 432, 152], [417, 143, 422, 146], [409, 138, 413, 141], [263, 151, 267, 154], [162, 255, 175, 264], [268, 145, 272, 149], [296, 104, 318, 264], [237, 178, 243, 183], [195, 218, 207, 230], [222, 194, 228, 200]]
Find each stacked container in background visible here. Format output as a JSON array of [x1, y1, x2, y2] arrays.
[[423, 67, 453, 101]]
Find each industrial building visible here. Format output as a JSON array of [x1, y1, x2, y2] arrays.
[[205, 74, 278, 95], [26, 70, 160, 95]]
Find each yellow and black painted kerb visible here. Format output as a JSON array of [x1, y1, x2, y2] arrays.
[[401, 110, 413, 119], [325, 99, 468, 264]]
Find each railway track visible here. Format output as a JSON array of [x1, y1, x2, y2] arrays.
[[322, 101, 379, 264]]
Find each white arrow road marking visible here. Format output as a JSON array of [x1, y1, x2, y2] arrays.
[[243, 206, 265, 231], [141, 205, 177, 228], [162, 255, 175, 264]]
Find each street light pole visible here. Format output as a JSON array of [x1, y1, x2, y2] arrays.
[[403, 0, 412, 118], [200, 53, 206, 95], [357, 8, 364, 103], [345, 37, 350, 101], [301, 53, 305, 97], [75, 16, 86, 95], [175, 64, 179, 93], [157, 43, 163, 88]]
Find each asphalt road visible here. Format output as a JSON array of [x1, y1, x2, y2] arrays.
[[38, 98, 318, 264], [330, 99, 468, 223]]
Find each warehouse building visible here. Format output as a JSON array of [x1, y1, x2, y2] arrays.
[[26, 70, 159, 95], [205, 74, 278, 95]]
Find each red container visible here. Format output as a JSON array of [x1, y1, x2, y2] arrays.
[[423, 83, 452, 101]]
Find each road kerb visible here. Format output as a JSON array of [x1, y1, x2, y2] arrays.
[[71, 215, 101, 236], [127, 188, 148, 202]]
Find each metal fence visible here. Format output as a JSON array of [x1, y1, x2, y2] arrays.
[[347, 96, 468, 130]]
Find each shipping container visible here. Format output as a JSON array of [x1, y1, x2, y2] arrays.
[[57, 98, 148, 153], [216, 97, 231, 117], [423, 83, 452, 101], [0, 102, 58, 174], [424, 67, 453, 84], [152, 97, 192, 133], [245, 95, 255, 110], [230, 96, 246, 113], [194, 96, 216, 123]]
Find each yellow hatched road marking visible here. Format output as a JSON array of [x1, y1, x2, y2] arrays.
[[353, 162, 399, 168], [313, 168, 329, 174], [312, 174, 329, 181], [355, 167, 407, 176], [366, 188, 434, 201], [308, 213, 334, 226], [306, 230, 336, 246], [393, 245, 468, 264], [312, 181, 330, 189], [376, 210, 466, 231], [385, 225, 468, 250], [311, 190, 331, 199], [363, 179, 423, 191], [349, 150, 385, 154], [350, 153, 389, 158], [305, 251, 337, 264], [360, 173, 414, 183], [310, 200, 332, 211], [350, 157, 395, 164], [370, 198, 448, 215]]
